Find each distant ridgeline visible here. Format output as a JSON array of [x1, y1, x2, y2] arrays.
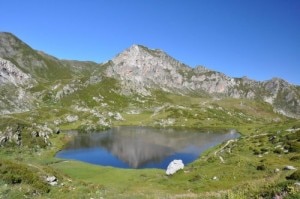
[[0, 32, 299, 134]]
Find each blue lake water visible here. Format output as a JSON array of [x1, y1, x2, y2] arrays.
[[56, 126, 239, 169]]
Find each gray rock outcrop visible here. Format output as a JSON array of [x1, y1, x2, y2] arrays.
[[0, 58, 31, 86], [0, 126, 22, 146]]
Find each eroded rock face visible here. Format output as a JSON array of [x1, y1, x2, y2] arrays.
[[0, 58, 31, 86], [0, 124, 56, 147], [263, 78, 300, 118], [0, 57, 34, 114], [0, 126, 22, 146]]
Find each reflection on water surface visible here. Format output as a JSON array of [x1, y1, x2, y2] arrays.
[[56, 127, 239, 169]]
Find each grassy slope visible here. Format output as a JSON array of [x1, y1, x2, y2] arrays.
[[1, 122, 299, 198], [1, 90, 299, 198]]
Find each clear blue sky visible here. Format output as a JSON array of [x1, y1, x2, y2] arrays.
[[1, 0, 300, 85]]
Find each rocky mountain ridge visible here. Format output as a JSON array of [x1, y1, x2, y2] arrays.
[[106, 44, 300, 117], [0, 32, 299, 118]]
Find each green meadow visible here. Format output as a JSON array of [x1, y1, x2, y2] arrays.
[[1, 92, 300, 198]]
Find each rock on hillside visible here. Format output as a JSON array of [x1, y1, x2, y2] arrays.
[[0, 57, 32, 86], [263, 78, 300, 118], [0, 57, 35, 114]]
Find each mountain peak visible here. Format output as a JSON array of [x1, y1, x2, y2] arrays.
[[115, 44, 164, 60], [112, 43, 191, 70], [106, 44, 191, 95], [128, 44, 145, 51]]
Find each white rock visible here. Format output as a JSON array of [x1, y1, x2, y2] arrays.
[[46, 176, 58, 186], [114, 112, 124, 121], [275, 168, 280, 173], [65, 115, 78, 123], [284, 165, 297, 170], [166, 159, 184, 175], [49, 181, 58, 186], [219, 156, 225, 163], [46, 176, 57, 182]]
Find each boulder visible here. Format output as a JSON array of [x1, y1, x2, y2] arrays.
[[31, 131, 39, 137], [275, 168, 280, 173], [114, 112, 124, 121], [46, 176, 58, 186], [49, 181, 58, 186], [65, 115, 78, 123], [166, 159, 184, 175], [0, 136, 8, 146], [284, 165, 297, 170]]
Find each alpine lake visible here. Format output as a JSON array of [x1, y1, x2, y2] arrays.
[[56, 126, 239, 169]]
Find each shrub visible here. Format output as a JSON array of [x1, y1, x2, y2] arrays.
[[29, 137, 48, 148], [286, 141, 300, 153], [290, 155, 300, 162], [273, 148, 282, 154], [0, 159, 50, 193], [286, 131, 300, 140], [286, 170, 300, 181], [260, 148, 268, 153], [253, 149, 260, 155], [256, 164, 266, 171], [207, 156, 217, 163], [188, 174, 201, 182]]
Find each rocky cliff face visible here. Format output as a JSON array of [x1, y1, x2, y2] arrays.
[[263, 78, 300, 118], [0, 57, 35, 114], [0, 57, 32, 85]]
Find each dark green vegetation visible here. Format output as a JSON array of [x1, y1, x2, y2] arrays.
[[0, 159, 50, 194], [0, 32, 300, 198]]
